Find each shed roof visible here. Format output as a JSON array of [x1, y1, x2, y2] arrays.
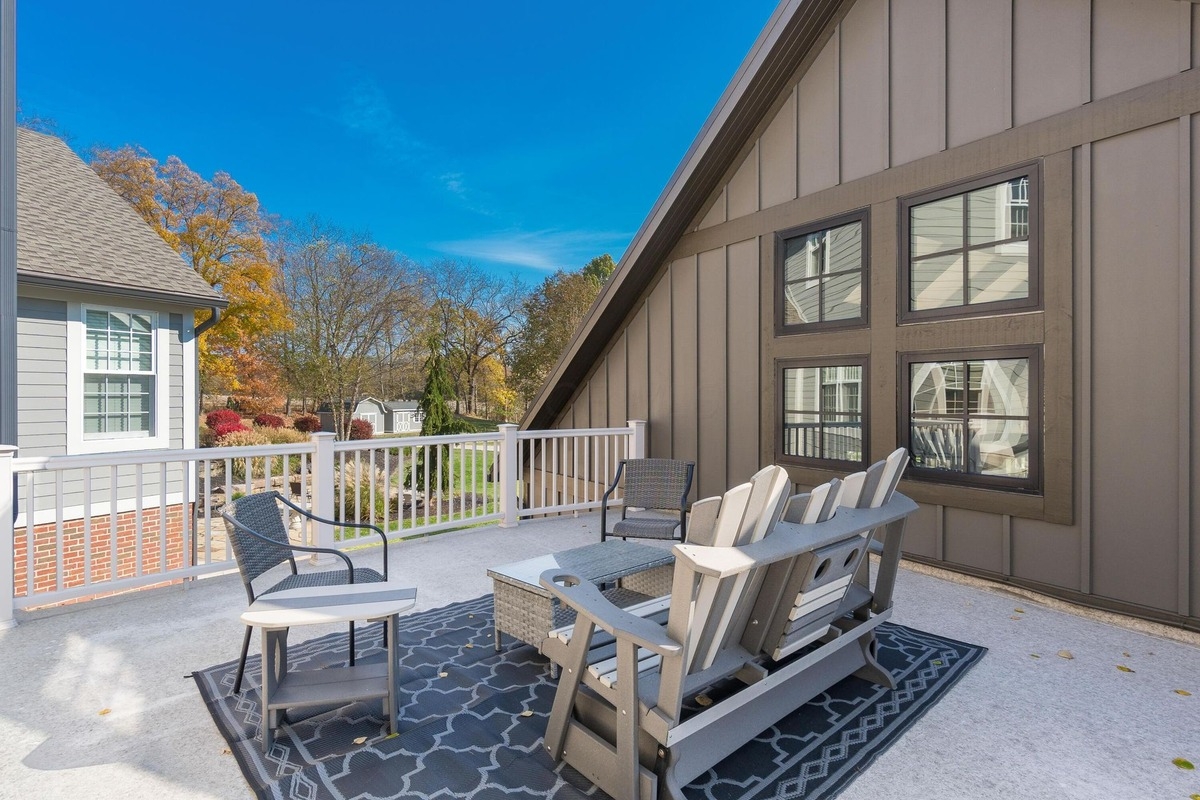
[[521, 0, 843, 430], [15, 128, 226, 308]]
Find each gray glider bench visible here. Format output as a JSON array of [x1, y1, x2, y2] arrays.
[[538, 449, 914, 800]]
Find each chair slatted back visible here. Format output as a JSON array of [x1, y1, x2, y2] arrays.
[[665, 466, 791, 676], [753, 449, 910, 660], [221, 491, 294, 588], [621, 459, 693, 511]]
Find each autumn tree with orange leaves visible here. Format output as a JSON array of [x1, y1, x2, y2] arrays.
[[89, 146, 290, 405]]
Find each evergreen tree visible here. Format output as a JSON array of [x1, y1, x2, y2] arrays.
[[412, 338, 470, 493]]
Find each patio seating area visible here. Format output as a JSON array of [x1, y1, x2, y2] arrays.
[[0, 512, 1197, 799]]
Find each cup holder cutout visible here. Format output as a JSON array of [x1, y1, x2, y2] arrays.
[[814, 558, 830, 580], [843, 548, 859, 568]]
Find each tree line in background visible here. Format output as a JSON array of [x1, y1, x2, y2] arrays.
[[86, 144, 614, 439]]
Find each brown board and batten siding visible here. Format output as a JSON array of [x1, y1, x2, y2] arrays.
[[543, 0, 1200, 630]]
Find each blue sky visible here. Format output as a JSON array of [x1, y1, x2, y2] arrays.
[[17, 1, 779, 284]]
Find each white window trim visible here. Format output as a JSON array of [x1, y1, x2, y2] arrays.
[[66, 302, 171, 454]]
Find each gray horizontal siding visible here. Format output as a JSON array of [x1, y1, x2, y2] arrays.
[[16, 296, 66, 456]]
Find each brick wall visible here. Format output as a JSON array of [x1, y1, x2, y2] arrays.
[[13, 504, 192, 607]]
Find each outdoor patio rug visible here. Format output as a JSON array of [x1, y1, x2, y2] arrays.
[[194, 595, 985, 800]]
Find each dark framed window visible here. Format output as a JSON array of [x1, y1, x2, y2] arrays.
[[900, 163, 1040, 322], [776, 209, 869, 334], [777, 358, 867, 467], [900, 347, 1041, 492]]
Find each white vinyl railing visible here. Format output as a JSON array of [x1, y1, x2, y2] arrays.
[[0, 420, 646, 624]]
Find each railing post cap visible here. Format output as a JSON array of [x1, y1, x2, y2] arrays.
[[310, 431, 337, 440], [0, 444, 16, 456]]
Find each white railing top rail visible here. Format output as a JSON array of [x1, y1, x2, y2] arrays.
[[516, 426, 633, 440], [12, 441, 317, 472], [332, 431, 502, 451]]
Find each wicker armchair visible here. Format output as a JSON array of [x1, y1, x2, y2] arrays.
[[599, 458, 695, 543], [220, 490, 389, 694]]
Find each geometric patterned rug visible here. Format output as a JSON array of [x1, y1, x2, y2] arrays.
[[193, 595, 985, 800]]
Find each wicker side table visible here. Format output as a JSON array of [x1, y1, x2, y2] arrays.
[[487, 540, 674, 653]]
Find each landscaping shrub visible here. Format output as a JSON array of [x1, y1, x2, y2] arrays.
[[293, 414, 322, 433], [216, 428, 282, 481], [206, 409, 242, 429], [262, 427, 308, 445], [212, 421, 252, 441], [348, 417, 375, 440], [254, 413, 285, 429]]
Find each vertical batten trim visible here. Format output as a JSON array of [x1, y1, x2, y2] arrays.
[[834, 22, 843, 186], [792, 84, 802, 202], [1001, 514, 1012, 576], [880, 0, 891, 169], [1181, 2, 1193, 75], [935, 504, 945, 561], [1002, 0, 1014, 132], [1079, 142, 1093, 595], [1081, 0, 1093, 105], [938, 0, 948, 152], [1178, 115, 1192, 616]]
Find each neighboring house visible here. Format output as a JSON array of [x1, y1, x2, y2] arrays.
[[317, 398, 423, 436], [383, 400, 423, 434], [13, 128, 226, 594], [525, 0, 1200, 630]]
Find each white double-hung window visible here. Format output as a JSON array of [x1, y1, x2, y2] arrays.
[[84, 309, 155, 437], [68, 304, 170, 453]]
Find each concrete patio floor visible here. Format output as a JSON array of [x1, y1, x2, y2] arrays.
[[0, 512, 1196, 800]]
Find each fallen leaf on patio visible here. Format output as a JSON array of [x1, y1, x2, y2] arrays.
[[465, 643, 473, 649], [1030, 654, 1041, 659], [438, 671, 449, 678], [1116, 665, 1135, 673], [1010, 615, 1022, 620], [695, 694, 713, 707], [1057, 650, 1074, 660], [931, 660, 943, 666], [1175, 689, 1192, 696], [98, 708, 111, 716], [1189, 794, 1199, 800], [221, 748, 231, 755], [468, 614, 474, 619], [1122, 651, 1131, 658], [353, 737, 368, 745], [519, 710, 533, 718], [1014, 608, 1025, 614], [1172, 758, 1194, 770]]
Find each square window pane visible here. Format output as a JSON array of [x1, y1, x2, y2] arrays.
[[783, 279, 821, 326], [783, 367, 820, 412], [84, 415, 103, 434], [85, 309, 109, 329], [782, 411, 820, 457], [131, 412, 152, 433], [783, 236, 824, 282], [825, 222, 862, 274], [969, 358, 1029, 416], [911, 254, 964, 310], [911, 196, 963, 257], [822, 271, 862, 321], [968, 243, 1029, 304], [971, 419, 1029, 478], [110, 313, 131, 333], [822, 421, 862, 462], [910, 418, 967, 472], [910, 361, 965, 414], [966, 182, 1012, 245], [131, 314, 152, 333]]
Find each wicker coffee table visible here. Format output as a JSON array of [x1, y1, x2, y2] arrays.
[[487, 540, 674, 653]]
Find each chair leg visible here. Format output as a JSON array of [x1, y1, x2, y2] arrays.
[[348, 621, 356, 666], [234, 624, 253, 694]]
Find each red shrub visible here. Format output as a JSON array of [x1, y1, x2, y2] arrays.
[[212, 421, 252, 441], [348, 418, 375, 440], [293, 414, 322, 433], [205, 409, 242, 429], [254, 413, 285, 429]]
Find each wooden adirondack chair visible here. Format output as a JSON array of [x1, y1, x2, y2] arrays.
[[538, 451, 914, 800]]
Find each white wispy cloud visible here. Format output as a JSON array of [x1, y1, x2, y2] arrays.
[[330, 76, 425, 159], [434, 229, 629, 272]]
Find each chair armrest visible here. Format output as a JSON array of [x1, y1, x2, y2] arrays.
[[539, 569, 682, 657], [600, 460, 627, 541], [276, 493, 388, 578], [230, 523, 356, 579]]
